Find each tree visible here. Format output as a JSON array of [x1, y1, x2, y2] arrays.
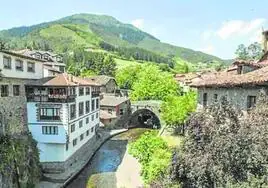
[[235, 42, 263, 60], [115, 65, 142, 89], [161, 91, 196, 130], [130, 64, 179, 101], [171, 100, 268, 187]]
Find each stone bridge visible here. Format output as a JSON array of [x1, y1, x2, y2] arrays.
[[128, 100, 164, 129]]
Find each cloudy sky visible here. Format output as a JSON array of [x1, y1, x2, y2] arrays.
[[0, 0, 267, 59]]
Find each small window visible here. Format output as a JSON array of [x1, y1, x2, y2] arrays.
[[79, 102, 84, 116], [73, 139, 77, 146], [86, 117, 89, 124], [3, 56, 11, 69], [15, 59, 23, 71], [247, 96, 256, 109], [86, 87, 90, 95], [79, 120, 83, 128], [1, 85, 9, 97], [13, 85, 20, 96], [66, 143, 69, 151], [80, 134, 84, 141], [86, 130, 89, 136], [91, 114, 94, 121], [108, 109, 112, 114], [27, 62, 35, 72], [71, 124, 75, 133], [96, 112, 99, 119], [203, 93, 208, 106], [91, 127, 94, 133], [42, 126, 58, 135], [96, 98, 99, 109], [91, 99, 95, 111], [119, 109, 124, 115], [213, 94, 218, 102], [70, 104, 76, 119], [86, 101, 90, 113], [79, 87, 84, 96]]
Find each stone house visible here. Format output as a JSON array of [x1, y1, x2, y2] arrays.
[[88, 75, 118, 94], [99, 94, 131, 127]]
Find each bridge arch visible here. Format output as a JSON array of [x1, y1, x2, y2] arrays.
[[128, 100, 164, 129]]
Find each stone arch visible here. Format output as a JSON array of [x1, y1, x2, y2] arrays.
[[127, 108, 161, 129]]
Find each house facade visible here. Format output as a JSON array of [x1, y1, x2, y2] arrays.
[[88, 75, 118, 94], [100, 94, 131, 127], [0, 50, 46, 135], [26, 73, 101, 163]]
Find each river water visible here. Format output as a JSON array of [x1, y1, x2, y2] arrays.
[[66, 128, 148, 188]]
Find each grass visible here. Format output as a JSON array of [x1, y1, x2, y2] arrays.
[[162, 134, 184, 148], [114, 58, 141, 69]]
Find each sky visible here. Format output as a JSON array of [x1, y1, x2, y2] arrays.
[[0, 0, 267, 59]]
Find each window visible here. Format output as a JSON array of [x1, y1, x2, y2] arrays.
[[86, 101, 90, 113], [70, 87, 76, 95], [42, 126, 58, 135], [15, 59, 23, 71], [91, 99, 95, 111], [108, 109, 112, 114], [71, 124, 75, 133], [70, 104, 76, 119], [59, 66, 65, 73], [91, 114, 94, 121], [86, 130, 89, 136], [1, 85, 9, 97], [40, 108, 61, 120], [119, 109, 124, 115], [79, 102, 84, 116], [86, 87, 90, 95], [73, 139, 77, 147], [91, 127, 94, 133], [86, 117, 89, 124], [66, 143, 69, 151], [203, 93, 208, 106], [213, 94, 218, 102], [247, 96, 256, 109], [80, 134, 84, 141], [3, 56, 11, 69], [96, 112, 99, 119], [96, 98, 99, 109], [27, 62, 35, 72], [79, 120, 83, 128], [13, 85, 20, 96], [79, 87, 84, 96]]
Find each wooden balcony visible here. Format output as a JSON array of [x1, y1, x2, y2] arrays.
[[27, 94, 76, 103]]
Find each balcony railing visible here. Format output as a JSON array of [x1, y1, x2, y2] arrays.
[[27, 94, 76, 103]]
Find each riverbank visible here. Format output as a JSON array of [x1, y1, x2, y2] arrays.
[[37, 128, 128, 188], [67, 128, 149, 188]]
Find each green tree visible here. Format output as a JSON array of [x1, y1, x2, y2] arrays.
[[235, 42, 263, 60], [115, 64, 142, 89], [130, 64, 179, 101], [171, 100, 268, 187], [161, 91, 197, 130]]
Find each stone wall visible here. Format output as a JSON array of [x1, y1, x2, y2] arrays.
[[0, 77, 32, 135], [197, 87, 267, 111]]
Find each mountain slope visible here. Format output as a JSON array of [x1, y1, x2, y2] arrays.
[[0, 13, 226, 64]]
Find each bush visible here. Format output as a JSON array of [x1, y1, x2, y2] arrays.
[[129, 131, 172, 183]]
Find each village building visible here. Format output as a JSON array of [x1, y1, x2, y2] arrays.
[[16, 49, 66, 74], [191, 30, 268, 111], [99, 94, 131, 127], [25, 73, 101, 166], [0, 50, 48, 135], [89, 75, 118, 94]]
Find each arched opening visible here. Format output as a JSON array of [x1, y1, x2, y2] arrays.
[[128, 109, 161, 129]]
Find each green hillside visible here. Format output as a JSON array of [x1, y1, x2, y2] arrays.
[[0, 13, 227, 65]]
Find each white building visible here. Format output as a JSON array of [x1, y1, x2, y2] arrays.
[[26, 73, 101, 162]]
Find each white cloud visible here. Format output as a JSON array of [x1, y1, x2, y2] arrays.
[[250, 28, 263, 43], [131, 19, 144, 29], [198, 45, 215, 54], [216, 18, 266, 39]]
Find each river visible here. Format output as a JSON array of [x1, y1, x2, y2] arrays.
[[66, 128, 148, 188]]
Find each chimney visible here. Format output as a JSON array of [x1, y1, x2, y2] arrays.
[[262, 30, 268, 52]]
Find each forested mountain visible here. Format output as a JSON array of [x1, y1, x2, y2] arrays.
[[0, 13, 226, 64]]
